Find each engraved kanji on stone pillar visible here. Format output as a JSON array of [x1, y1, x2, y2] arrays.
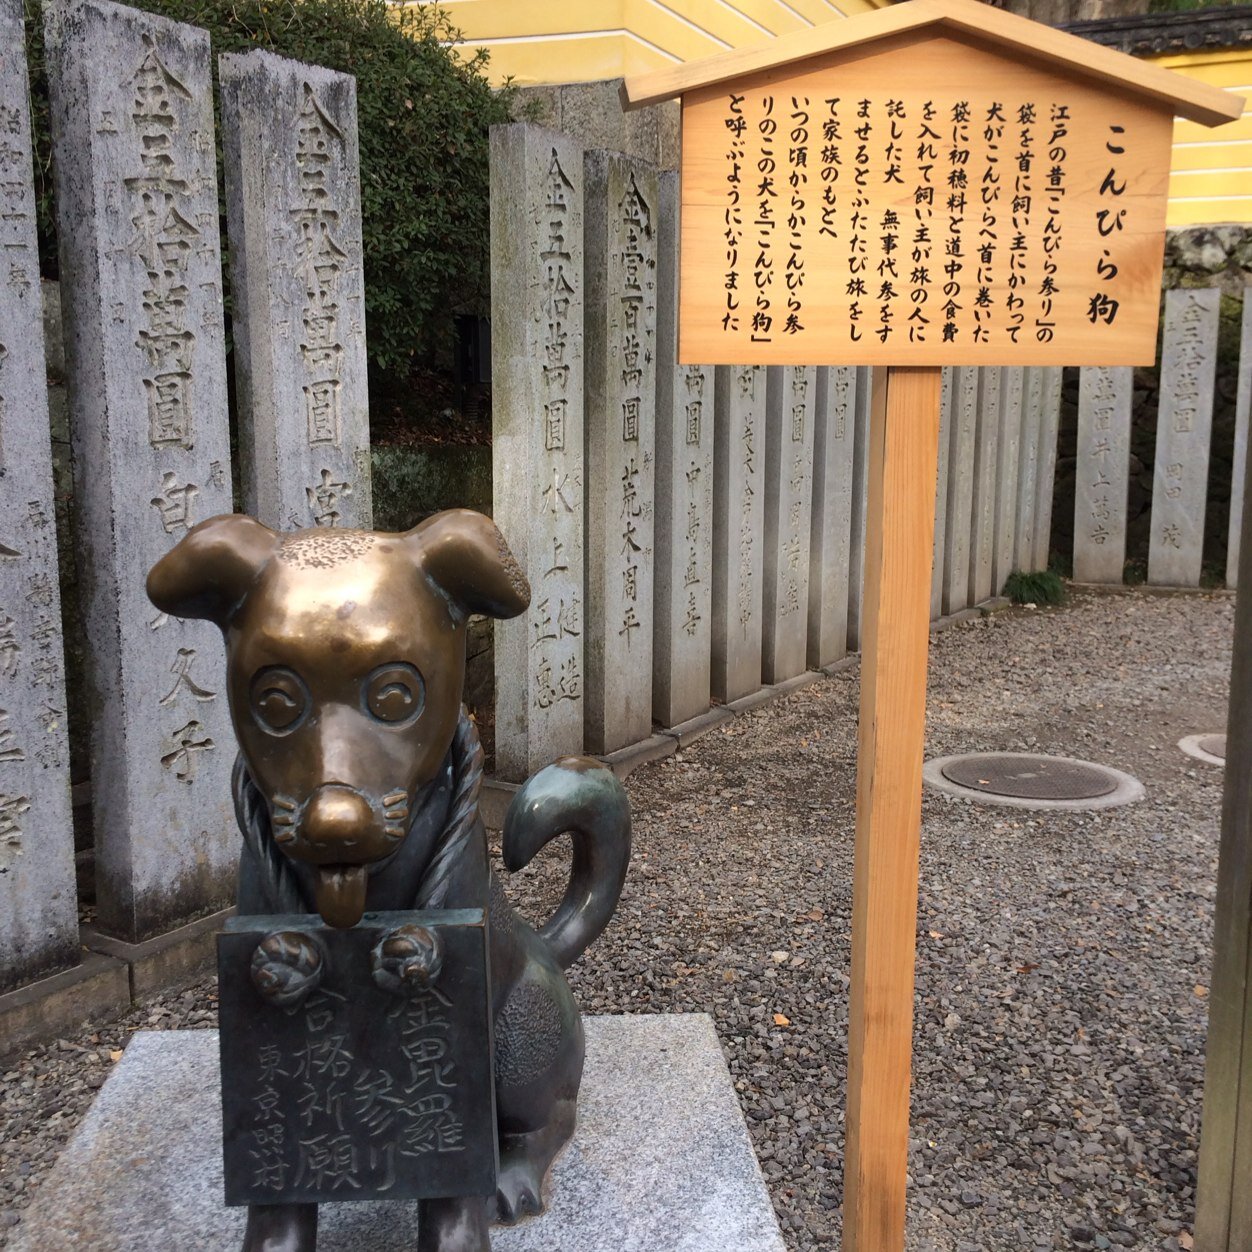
[[491, 125, 586, 780], [653, 170, 714, 728], [45, 0, 235, 940], [220, 51, 371, 530], [1073, 366, 1132, 584], [712, 365, 766, 697], [1150, 289, 1219, 587], [763, 366, 815, 683], [584, 150, 658, 755], [0, 0, 77, 989]]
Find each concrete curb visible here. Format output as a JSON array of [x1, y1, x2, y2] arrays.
[[0, 950, 130, 1059]]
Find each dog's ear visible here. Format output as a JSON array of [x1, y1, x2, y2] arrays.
[[147, 514, 280, 627], [407, 510, 530, 621]]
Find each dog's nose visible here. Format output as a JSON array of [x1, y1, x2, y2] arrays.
[[301, 785, 373, 850]]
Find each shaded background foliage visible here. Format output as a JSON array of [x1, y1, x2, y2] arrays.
[[22, 0, 513, 386]]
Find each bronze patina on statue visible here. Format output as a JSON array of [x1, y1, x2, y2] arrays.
[[147, 509, 631, 1252]]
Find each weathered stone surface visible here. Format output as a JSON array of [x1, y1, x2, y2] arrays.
[[1150, 288, 1220, 587], [992, 367, 1024, 594], [712, 366, 765, 699], [45, 0, 235, 941], [1032, 367, 1064, 571], [1014, 366, 1045, 572], [846, 367, 873, 650], [10, 1017, 787, 1252], [762, 367, 815, 684], [807, 367, 858, 668], [1228, 294, 1251, 589], [0, 0, 78, 991], [942, 366, 978, 615], [220, 51, 371, 531], [584, 150, 658, 755], [1073, 366, 1133, 584], [969, 368, 1002, 606], [930, 367, 954, 622], [490, 124, 586, 781], [653, 170, 713, 728]]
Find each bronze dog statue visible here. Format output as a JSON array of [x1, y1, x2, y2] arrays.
[[147, 509, 631, 1252]]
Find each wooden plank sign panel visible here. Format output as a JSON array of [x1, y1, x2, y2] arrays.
[[679, 33, 1174, 367]]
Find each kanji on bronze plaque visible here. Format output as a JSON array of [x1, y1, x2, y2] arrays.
[[217, 910, 496, 1207]]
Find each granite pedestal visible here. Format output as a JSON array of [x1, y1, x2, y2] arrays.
[[10, 1014, 786, 1252]]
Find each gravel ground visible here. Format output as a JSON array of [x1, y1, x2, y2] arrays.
[[0, 589, 1233, 1251]]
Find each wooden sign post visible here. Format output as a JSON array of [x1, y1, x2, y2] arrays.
[[623, 3, 1241, 1247]]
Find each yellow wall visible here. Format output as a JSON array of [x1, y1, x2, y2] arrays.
[[430, 2, 1249, 227], [1153, 49, 1252, 227], [425, 0, 887, 86]]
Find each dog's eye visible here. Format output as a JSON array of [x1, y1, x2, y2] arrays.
[[250, 667, 309, 733], [365, 664, 424, 725]]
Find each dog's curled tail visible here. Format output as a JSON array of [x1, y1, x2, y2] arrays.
[[502, 757, 631, 971]]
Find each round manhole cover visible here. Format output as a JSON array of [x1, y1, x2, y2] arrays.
[[939, 754, 1119, 801], [1197, 734, 1227, 761]]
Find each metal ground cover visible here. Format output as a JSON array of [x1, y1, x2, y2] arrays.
[[923, 752, 1145, 810]]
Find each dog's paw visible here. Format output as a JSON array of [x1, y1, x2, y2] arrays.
[[494, 1159, 545, 1225], [250, 930, 324, 1008], [371, 924, 444, 997]]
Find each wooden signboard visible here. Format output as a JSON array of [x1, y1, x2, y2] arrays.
[[624, 4, 1241, 1251], [626, 0, 1241, 371], [680, 48, 1171, 366]]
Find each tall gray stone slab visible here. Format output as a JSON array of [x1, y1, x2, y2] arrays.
[[1031, 367, 1064, 572], [1150, 288, 1220, 587], [653, 171, 713, 728], [807, 367, 858, 668], [489, 124, 586, 781], [846, 367, 873, 651], [45, 0, 236, 941], [762, 367, 816, 684], [584, 150, 657, 755], [1228, 292, 1252, 590], [1073, 366, 1133, 584], [712, 366, 765, 699], [0, 0, 77, 990], [1015, 366, 1045, 572], [942, 366, 978, 615], [968, 368, 1002, 606], [929, 367, 954, 622], [992, 367, 1025, 593], [220, 51, 371, 531]]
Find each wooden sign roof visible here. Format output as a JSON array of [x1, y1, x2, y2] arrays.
[[621, 0, 1243, 126], [621, 0, 1244, 368]]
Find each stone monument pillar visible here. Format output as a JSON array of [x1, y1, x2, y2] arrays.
[[653, 170, 714, 729], [712, 365, 765, 701], [45, 0, 236, 940], [584, 150, 658, 754], [490, 124, 588, 780], [0, 0, 77, 989], [807, 367, 859, 669], [762, 366, 815, 683], [220, 51, 371, 530]]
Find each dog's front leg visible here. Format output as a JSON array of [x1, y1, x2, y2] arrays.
[[242, 1202, 318, 1252], [417, 1196, 491, 1252]]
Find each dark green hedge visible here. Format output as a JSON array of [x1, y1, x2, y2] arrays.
[[23, 0, 513, 378]]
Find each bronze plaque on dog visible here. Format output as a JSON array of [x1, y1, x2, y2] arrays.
[[217, 910, 497, 1207]]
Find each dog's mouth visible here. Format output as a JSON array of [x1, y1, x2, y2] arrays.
[[314, 864, 370, 929], [267, 785, 412, 928]]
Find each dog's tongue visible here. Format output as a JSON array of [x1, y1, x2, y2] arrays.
[[315, 866, 368, 928]]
